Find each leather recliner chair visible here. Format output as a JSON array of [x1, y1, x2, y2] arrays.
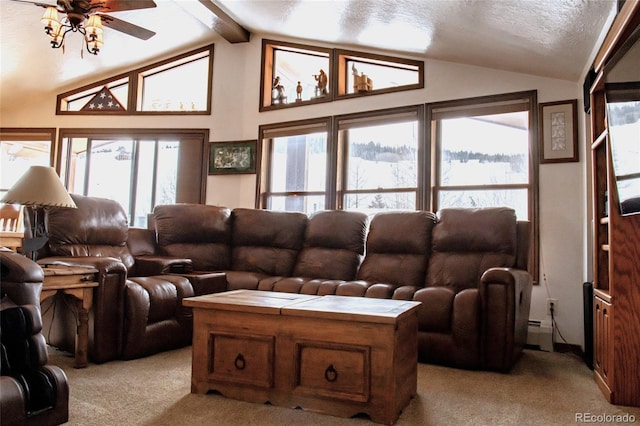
[[30, 194, 194, 362], [0, 247, 69, 426]]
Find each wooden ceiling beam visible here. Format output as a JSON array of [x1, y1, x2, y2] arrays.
[[179, 0, 250, 44]]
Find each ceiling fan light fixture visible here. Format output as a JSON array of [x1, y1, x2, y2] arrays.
[[38, 10, 105, 56], [85, 14, 103, 36], [41, 6, 61, 36], [86, 32, 104, 55], [50, 31, 64, 48], [20, 0, 156, 57]]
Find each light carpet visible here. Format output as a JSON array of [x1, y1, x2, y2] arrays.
[[48, 347, 640, 426]]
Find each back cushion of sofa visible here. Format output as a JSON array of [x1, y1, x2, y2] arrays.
[[154, 204, 232, 271], [45, 194, 130, 262], [231, 208, 307, 276], [357, 211, 436, 287], [293, 210, 368, 280], [426, 207, 517, 292]]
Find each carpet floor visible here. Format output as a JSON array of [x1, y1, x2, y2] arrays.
[[49, 346, 640, 426]]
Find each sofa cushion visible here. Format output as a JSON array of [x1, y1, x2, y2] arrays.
[[426, 207, 517, 292], [231, 208, 307, 276], [356, 211, 435, 287], [154, 204, 232, 271], [292, 210, 368, 280]]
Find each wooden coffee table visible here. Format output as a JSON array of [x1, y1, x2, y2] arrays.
[[183, 290, 421, 425]]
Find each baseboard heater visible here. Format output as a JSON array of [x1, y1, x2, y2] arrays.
[[526, 319, 554, 352]]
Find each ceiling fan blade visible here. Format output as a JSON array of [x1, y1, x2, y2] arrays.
[[99, 14, 156, 40], [99, 0, 157, 13], [8, 0, 56, 9]]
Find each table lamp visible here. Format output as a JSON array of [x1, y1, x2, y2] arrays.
[[0, 166, 76, 259]]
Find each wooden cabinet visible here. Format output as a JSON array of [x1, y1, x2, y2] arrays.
[[589, 0, 640, 407], [593, 295, 612, 392]]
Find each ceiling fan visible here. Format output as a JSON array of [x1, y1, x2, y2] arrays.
[[10, 0, 157, 55]]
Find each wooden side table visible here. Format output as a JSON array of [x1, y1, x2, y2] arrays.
[[0, 231, 23, 253], [40, 265, 98, 368]]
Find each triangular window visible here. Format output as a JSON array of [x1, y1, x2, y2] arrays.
[[57, 44, 213, 115]]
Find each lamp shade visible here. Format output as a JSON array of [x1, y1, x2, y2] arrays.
[[40, 6, 61, 26], [0, 166, 76, 208], [85, 15, 104, 36]]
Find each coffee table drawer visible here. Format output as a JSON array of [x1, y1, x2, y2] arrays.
[[210, 332, 275, 388], [295, 342, 370, 402]]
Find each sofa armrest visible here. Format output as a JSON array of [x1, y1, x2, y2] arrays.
[[132, 256, 193, 277], [37, 256, 126, 275], [36, 256, 128, 363], [0, 250, 43, 306], [479, 267, 532, 372]]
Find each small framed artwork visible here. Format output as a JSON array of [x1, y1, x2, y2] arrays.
[[209, 140, 257, 175], [539, 99, 579, 163]]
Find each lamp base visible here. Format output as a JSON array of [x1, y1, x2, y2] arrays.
[[22, 236, 48, 261]]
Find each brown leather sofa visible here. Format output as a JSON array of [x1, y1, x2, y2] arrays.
[[36, 195, 532, 372], [150, 203, 532, 372], [0, 247, 69, 426]]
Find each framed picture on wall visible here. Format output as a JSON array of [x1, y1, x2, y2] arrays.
[[539, 99, 578, 163], [208, 140, 257, 175]]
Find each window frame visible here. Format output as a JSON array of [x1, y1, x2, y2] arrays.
[[257, 117, 333, 210], [260, 39, 333, 112], [334, 49, 424, 100], [0, 128, 56, 172], [426, 90, 539, 281], [334, 105, 425, 211], [260, 39, 425, 112], [56, 44, 214, 115], [57, 128, 209, 226]]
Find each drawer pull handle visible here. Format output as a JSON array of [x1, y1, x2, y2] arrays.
[[324, 364, 338, 382], [234, 354, 246, 370]]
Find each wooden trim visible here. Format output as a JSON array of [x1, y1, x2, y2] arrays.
[[593, 0, 640, 73]]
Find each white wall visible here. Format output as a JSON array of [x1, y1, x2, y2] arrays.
[[0, 36, 589, 348]]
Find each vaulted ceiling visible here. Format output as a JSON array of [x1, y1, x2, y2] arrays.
[[0, 0, 617, 109]]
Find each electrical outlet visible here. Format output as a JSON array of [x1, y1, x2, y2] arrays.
[[547, 298, 558, 316]]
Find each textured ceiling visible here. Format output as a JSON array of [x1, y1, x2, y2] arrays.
[[220, 0, 616, 80], [0, 0, 617, 109]]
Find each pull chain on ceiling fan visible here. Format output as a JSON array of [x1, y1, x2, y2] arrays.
[[11, 0, 157, 56]]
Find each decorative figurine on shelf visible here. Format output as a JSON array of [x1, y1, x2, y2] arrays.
[[296, 81, 303, 102], [313, 69, 328, 97], [353, 69, 373, 93], [272, 76, 287, 105]]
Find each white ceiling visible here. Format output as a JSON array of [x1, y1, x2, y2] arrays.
[[0, 0, 617, 109]]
